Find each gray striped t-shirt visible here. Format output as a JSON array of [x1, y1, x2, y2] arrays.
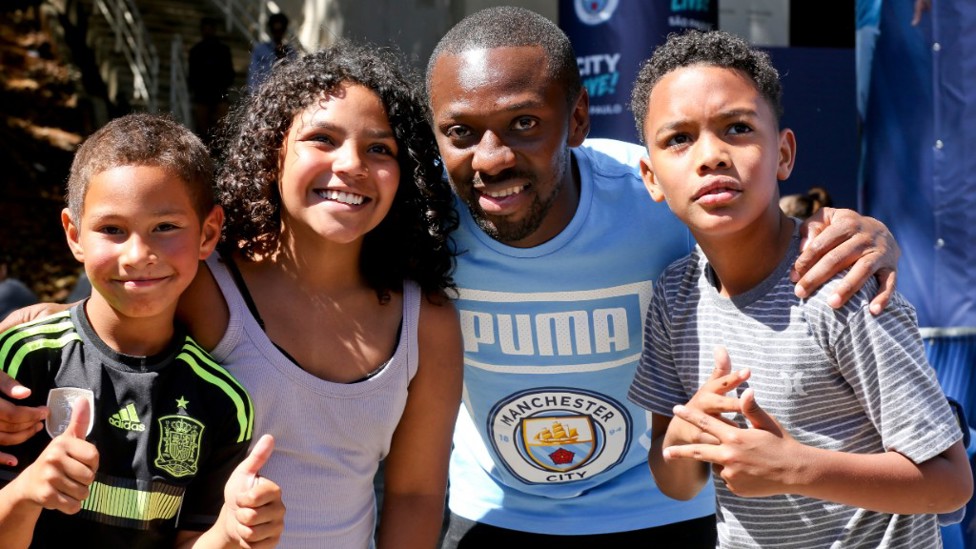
[[629, 230, 961, 549]]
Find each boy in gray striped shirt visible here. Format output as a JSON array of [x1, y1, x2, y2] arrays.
[[627, 31, 971, 548]]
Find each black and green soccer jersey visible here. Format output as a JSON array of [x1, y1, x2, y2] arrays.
[[0, 304, 254, 548]]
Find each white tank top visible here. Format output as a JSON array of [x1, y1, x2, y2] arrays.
[[206, 254, 420, 549]]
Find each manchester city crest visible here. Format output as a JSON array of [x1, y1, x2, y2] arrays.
[[155, 414, 204, 478], [523, 416, 595, 472], [489, 388, 631, 484], [574, 0, 619, 25]]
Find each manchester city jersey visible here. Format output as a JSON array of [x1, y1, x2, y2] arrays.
[[448, 139, 716, 534]]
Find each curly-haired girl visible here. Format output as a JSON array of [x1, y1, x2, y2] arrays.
[[0, 41, 460, 547], [179, 41, 463, 547], [217, 41, 457, 299]]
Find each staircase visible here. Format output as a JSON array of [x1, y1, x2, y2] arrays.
[[72, 0, 256, 120]]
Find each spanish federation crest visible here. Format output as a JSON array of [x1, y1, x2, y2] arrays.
[[155, 398, 204, 478]]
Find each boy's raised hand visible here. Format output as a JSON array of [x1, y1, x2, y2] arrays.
[[666, 387, 803, 498], [11, 396, 98, 514], [220, 434, 284, 548], [667, 347, 750, 447]]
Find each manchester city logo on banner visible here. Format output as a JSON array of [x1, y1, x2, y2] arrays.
[[574, 0, 619, 25], [489, 388, 631, 484]]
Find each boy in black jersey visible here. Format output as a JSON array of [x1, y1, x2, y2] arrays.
[[0, 114, 284, 548]]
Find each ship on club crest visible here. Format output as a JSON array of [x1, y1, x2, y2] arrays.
[[523, 416, 595, 472]]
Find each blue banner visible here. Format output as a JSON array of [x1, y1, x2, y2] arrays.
[[860, 0, 976, 329], [860, 6, 976, 543], [559, 0, 718, 143]]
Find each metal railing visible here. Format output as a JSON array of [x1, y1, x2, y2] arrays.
[[87, 0, 305, 119], [213, 0, 266, 46], [92, 0, 160, 111], [168, 0, 305, 125], [210, 0, 305, 53], [169, 34, 191, 126]]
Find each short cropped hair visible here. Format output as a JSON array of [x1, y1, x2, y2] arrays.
[[66, 113, 214, 223], [631, 30, 783, 143], [426, 6, 582, 107]]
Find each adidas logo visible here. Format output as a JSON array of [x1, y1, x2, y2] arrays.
[[109, 403, 146, 432]]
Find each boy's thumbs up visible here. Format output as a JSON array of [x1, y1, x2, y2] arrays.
[[242, 434, 274, 479], [64, 397, 91, 440], [229, 434, 275, 493], [221, 434, 284, 545]]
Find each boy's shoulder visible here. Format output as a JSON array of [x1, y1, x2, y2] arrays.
[[172, 334, 249, 396], [662, 247, 703, 278], [171, 334, 253, 439], [652, 247, 706, 300], [0, 308, 78, 358], [799, 269, 917, 327], [801, 271, 878, 315]]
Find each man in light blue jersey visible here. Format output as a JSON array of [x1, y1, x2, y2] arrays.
[[426, 6, 901, 547]]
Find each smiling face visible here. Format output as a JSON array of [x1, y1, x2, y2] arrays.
[[428, 46, 589, 248], [277, 83, 400, 249], [639, 65, 795, 239], [64, 165, 221, 324]]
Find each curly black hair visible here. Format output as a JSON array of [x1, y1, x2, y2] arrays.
[[630, 30, 783, 143], [215, 41, 457, 298]]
